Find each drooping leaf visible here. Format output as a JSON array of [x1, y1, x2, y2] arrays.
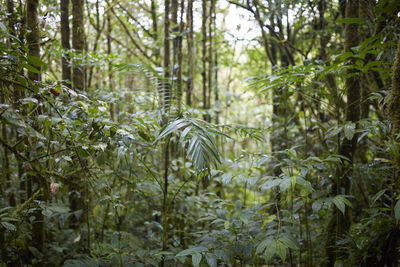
[[205, 253, 217, 267], [1, 221, 16, 231], [276, 240, 286, 262], [264, 238, 276, 262], [192, 253, 202, 267], [176, 246, 208, 257], [394, 199, 400, 221]]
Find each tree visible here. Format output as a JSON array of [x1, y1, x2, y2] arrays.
[[60, 0, 71, 85], [70, 0, 86, 227], [72, 0, 85, 91], [186, 0, 194, 106], [326, 0, 360, 265], [26, 0, 46, 252]]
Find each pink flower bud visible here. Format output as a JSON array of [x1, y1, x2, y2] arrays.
[[50, 183, 60, 195]]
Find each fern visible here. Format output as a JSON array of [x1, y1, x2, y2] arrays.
[[156, 117, 228, 172]]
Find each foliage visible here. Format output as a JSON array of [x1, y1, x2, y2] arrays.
[[1, 0, 400, 266]]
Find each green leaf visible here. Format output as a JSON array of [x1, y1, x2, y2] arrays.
[[205, 253, 217, 267], [224, 220, 230, 229], [27, 56, 47, 68], [332, 195, 352, 214], [344, 122, 356, 140], [192, 253, 202, 267], [1, 221, 16, 231], [276, 240, 287, 262], [21, 97, 38, 105], [221, 173, 233, 184], [332, 196, 345, 214], [260, 178, 281, 191], [371, 189, 387, 206], [239, 213, 248, 225], [21, 63, 40, 74], [264, 238, 276, 262], [278, 236, 298, 250], [395, 199, 400, 221], [0, 22, 7, 32], [291, 176, 296, 189], [312, 199, 324, 212], [176, 246, 208, 257], [257, 237, 274, 254]]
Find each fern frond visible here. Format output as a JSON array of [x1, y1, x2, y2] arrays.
[[156, 117, 227, 172]]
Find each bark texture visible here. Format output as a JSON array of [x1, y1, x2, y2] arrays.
[[70, 0, 86, 228], [186, 0, 194, 106], [388, 40, 400, 136], [163, 0, 171, 111], [61, 0, 71, 85], [72, 0, 85, 91], [27, 0, 45, 252], [26, 0, 40, 81], [326, 0, 360, 265]]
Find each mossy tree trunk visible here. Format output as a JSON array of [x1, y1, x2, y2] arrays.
[[326, 0, 360, 265], [388, 40, 400, 197]]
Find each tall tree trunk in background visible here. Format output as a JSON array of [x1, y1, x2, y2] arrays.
[[70, 0, 86, 228], [340, 0, 360, 230], [107, 7, 115, 121], [201, 0, 208, 121], [186, 0, 193, 107], [326, 1, 360, 265], [212, 0, 219, 125], [61, 0, 71, 86], [171, 0, 178, 107], [161, 1, 171, 266], [27, 0, 40, 82], [176, 0, 184, 111], [27, 0, 45, 252], [151, 0, 161, 64], [163, 0, 171, 111], [207, 0, 214, 121], [72, 0, 85, 91]]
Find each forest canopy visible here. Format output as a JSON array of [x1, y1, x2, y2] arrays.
[[0, 0, 400, 266]]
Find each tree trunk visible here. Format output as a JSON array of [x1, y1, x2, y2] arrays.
[[207, 0, 214, 120], [61, 0, 71, 86], [388, 40, 400, 195], [107, 5, 115, 121], [151, 0, 161, 64], [171, 0, 178, 107], [27, 0, 45, 252], [72, 0, 85, 91], [176, 0, 184, 111], [202, 0, 209, 121], [163, 0, 171, 111], [186, 0, 194, 107], [326, 1, 360, 265], [27, 0, 40, 82], [70, 0, 86, 228]]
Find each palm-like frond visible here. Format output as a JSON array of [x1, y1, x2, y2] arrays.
[[156, 117, 228, 172]]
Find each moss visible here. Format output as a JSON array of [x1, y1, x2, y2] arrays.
[[388, 40, 400, 136]]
